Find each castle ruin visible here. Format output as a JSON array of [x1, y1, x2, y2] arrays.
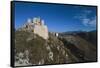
[[19, 17, 49, 40]]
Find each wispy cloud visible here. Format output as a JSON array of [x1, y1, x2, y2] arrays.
[[74, 9, 96, 27], [82, 16, 96, 26], [89, 16, 96, 26]]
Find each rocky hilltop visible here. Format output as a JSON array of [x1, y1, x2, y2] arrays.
[[15, 30, 97, 66], [15, 31, 76, 66]]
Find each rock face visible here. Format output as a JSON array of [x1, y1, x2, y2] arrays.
[[18, 17, 48, 40]]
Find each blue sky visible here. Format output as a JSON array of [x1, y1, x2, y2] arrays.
[[14, 2, 97, 32]]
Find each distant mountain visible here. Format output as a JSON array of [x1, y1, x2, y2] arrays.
[[59, 30, 97, 45], [59, 31, 85, 36]]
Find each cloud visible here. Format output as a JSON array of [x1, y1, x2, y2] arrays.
[[89, 17, 96, 26], [82, 16, 96, 27], [82, 18, 90, 26], [74, 9, 96, 27]]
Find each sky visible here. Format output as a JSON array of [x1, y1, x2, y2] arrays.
[[14, 1, 97, 32]]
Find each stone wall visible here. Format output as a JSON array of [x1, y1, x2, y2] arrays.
[[34, 24, 48, 39]]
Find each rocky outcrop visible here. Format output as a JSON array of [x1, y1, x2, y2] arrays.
[[15, 31, 77, 66], [15, 30, 97, 66]]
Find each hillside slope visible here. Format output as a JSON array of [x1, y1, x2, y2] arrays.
[[15, 31, 77, 66], [15, 30, 97, 66], [60, 35, 97, 62]]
